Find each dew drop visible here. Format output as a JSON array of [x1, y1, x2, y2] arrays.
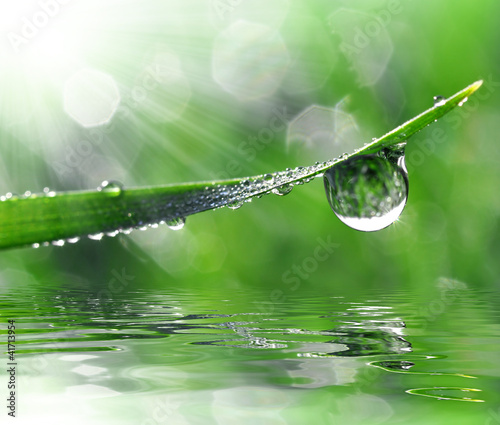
[[52, 240, 65, 247], [323, 153, 408, 232], [32, 243, 40, 249], [88, 233, 104, 241], [458, 97, 468, 107], [67, 237, 80, 244], [272, 184, 293, 196], [433, 95, 447, 107], [98, 180, 124, 196], [166, 217, 185, 230], [227, 200, 244, 210]]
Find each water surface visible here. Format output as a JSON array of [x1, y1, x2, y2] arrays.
[[1, 280, 499, 424]]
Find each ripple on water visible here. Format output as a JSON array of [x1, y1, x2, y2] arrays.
[[2, 285, 499, 419]]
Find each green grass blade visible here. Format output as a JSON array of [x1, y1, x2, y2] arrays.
[[356, 79, 483, 155], [0, 80, 482, 250]]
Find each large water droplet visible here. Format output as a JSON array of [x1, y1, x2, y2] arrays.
[[166, 217, 185, 230], [323, 152, 408, 232]]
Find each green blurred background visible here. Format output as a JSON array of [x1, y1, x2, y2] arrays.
[[1, 1, 500, 423], [1, 0, 498, 294]]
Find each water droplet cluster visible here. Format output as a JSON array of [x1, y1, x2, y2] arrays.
[[11, 152, 381, 249]]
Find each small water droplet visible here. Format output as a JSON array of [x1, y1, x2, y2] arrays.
[[227, 200, 244, 210], [324, 153, 408, 232], [88, 233, 104, 241], [24, 191, 32, 197], [106, 230, 119, 237], [32, 243, 40, 249], [52, 240, 65, 247], [272, 184, 293, 196], [166, 217, 185, 230], [98, 180, 124, 196], [67, 237, 80, 244], [264, 173, 274, 181], [458, 97, 468, 107], [433, 95, 446, 107], [43, 187, 50, 194]]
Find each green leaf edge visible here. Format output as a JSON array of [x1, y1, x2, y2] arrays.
[[0, 80, 483, 250]]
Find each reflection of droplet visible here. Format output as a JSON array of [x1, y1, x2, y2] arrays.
[[433, 95, 446, 107], [166, 217, 185, 230], [324, 151, 408, 231], [377, 360, 414, 371]]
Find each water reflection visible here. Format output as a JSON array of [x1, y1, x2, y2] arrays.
[[1, 284, 497, 423]]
